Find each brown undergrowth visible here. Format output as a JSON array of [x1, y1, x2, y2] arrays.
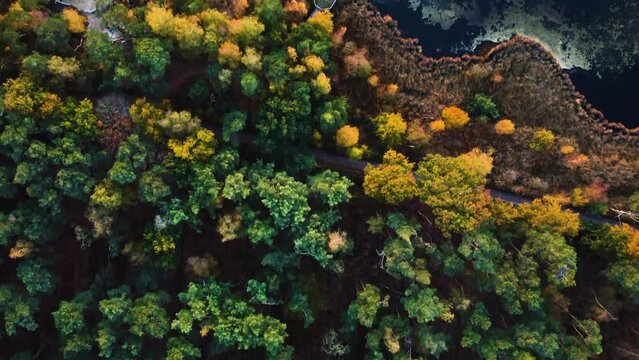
[[334, 0, 639, 209]]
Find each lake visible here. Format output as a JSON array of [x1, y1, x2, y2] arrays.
[[373, 0, 639, 129]]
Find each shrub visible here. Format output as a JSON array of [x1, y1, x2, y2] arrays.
[[494, 119, 515, 135], [463, 93, 500, 122], [429, 120, 445, 132], [441, 106, 470, 129], [529, 129, 555, 152], [372, 112, 407, 147], [560, 145, 575, 154]]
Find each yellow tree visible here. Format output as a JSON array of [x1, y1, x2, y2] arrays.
[[308, 10, 333, 34], [363, 150, 418, 204], [415, 149, 493, 237], [336, 125, 359, 148], [519, 196, 580, 238], [218, 41, 242, 68], [61, 8, 86, 34], [372, 112, 407, 147]]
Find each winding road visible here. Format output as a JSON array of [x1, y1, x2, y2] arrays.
[[233, 131, 636, 228]]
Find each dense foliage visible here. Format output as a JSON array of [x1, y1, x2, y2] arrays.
[[0, 0, 637, 359]]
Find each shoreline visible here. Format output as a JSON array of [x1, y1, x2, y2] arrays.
[[337, 0, 639, 143], [368, 0, 638, 133]]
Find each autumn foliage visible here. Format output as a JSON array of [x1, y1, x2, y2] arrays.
[[363, 150, 417, 204], [441, 106, 470, 129]]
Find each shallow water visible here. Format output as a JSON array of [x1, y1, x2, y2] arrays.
[[373, 0, 639, 129]]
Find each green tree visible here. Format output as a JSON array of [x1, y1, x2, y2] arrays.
[[347, 284, 387, 328], [221, 111, 247, 143], [307, 170, 353, 207], [240, 71, 260, 97], [463, 93, 500, 122], [317, 97, 348, 134], [402, 285, 449, 324], [35, 16, 70, 53], [458, 229, 504, 275], [0, 284, 39, 336], [133, 37, 170, 81], [17, 258, 54, 295], [255, 171, 310, 230], [172, 279, 288, 356], [108, 134, 151, 184], [53, 292, 93, 358]]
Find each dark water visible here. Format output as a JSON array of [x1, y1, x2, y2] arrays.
[[373, 0, 639, 129]]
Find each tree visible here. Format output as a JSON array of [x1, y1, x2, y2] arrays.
[[166, 337, 201, 360], [312, 72, 331, 95], [228, 16, 265, 46], [255, 171, 310, 230], [441, 106, 470, 128], [383, 238, 416, 280], [133, 37, 170, 81], [347, 284, 387, 328], [108, 134, 151, 184], [53, 293, 93, 358], [606, 258, 639, 300], [461, 303, 492, 348], [167, 129, 217, 162], [221, 111, 247, 143], [317, 97, 348, 134], [519, 196, 580, 238], [0, 284, 39, 336], [522, 230, 577, 288], [160, 111, 201, 138], [307, 170, 353, 207], [335, 125, 359, 148], [17, 258, 54, 295], [371, 112, 407, 147], [84, 30, 124, 75], [35, 16, 70, 53], [402, 285, 450, 324], [60, 98, 99, 139], [307, 10, 333, 34], [61, 8, 86, 34], [363, 150, 417, 204], [629, 191, 639, 213], [429, 119, 446, 132], [97, 289, 171, 359], [146, 5, 204, 53], [256, 81, 312, 150], [415, 150, 492, 237], [47, 56, 81, 80], [253, 0, 284, 31], [240, 72, 260, 97], [529, 129, 555, 152], [172, 279, 288, 355], [2, 75, 39, 115], [218, 41, 242, 68], [138, 168, 171, 204], [458, 229, 504, 275]]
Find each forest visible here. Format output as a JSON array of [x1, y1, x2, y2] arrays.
[[0, 0, 638, 358]]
